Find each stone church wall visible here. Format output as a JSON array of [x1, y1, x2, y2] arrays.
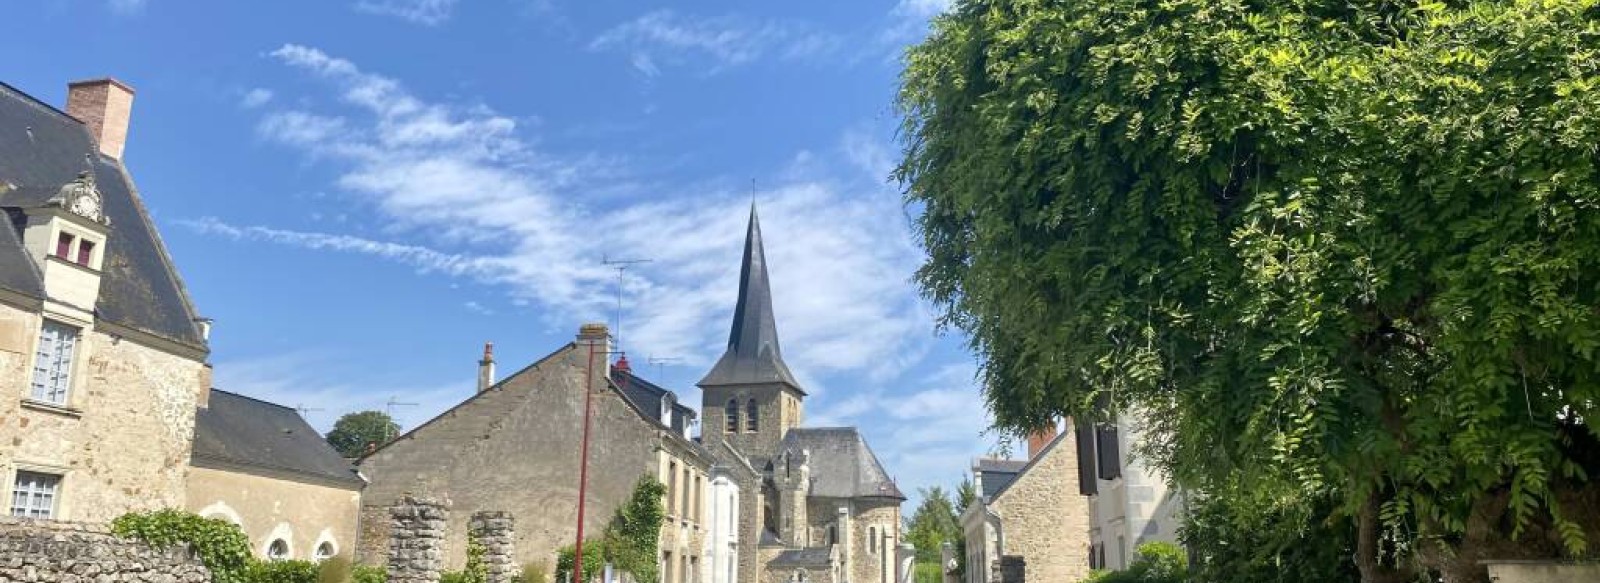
[[989, 434, 1092, 583], [0, 516, 209, 582], [0, 300, 205, 523], [357, 339, 676, 571], [849, 503, 901, 583]]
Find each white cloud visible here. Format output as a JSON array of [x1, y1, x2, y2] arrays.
[[240, 88, 274, 109], [213, 352, 471, 433], [895, 0, 952, 19], [209, 45, 930, 386], [590, 11, 841, 77], [464, 301, 495, 315], [354, 0, 459, 25]]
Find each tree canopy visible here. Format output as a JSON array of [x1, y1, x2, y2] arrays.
[[326, 410, 400, 457], [897, 0, 1600, 580], [906, 486, 963, 564]]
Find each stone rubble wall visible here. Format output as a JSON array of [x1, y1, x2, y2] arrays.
[[470, 511, 517, 583], [0, 516, 209, 582], [389, 496, 449, 583]]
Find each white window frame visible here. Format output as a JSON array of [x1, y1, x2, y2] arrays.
[[314, 541, 336, 561], [11, 470, 61, 519], [30, 320, 79, 406], [267, 539, 291, 561]]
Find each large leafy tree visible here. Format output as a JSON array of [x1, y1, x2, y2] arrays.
[[906, 487, 963, 564], [326, 410, 401, 457], [897, 0, 1600, 580]]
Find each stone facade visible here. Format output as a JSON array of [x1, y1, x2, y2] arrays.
[[185, 464, 362, 560], [470, 511, 517, 583], [358, 327, 716, 576], [388, 496, 449, 583], [963, 428, 1092, 583], [0, 516, 209, 582], [0, 299, 205, 523]]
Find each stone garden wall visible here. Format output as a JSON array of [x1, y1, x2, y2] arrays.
[[0, 516, 209, 582]]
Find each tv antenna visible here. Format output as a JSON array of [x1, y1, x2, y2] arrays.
[[384, 397, 417, 441], [602, 254, 652, 355], [647, 355, 682, 380], [294, 403, 324, 419]]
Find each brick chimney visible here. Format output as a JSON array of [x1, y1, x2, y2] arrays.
[[477, 342, 495, 393], [1026, 419, 1060, 460], [66, 78, 136, 160]]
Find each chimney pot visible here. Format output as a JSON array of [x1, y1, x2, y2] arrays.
[[66, 78, 136, 160], [1026, 419, 1060, 460], [477, 341, 496, 393], [577, 322, 609, 344]]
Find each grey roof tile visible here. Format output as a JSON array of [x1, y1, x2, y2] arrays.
[[192, 390, 364, 487], [0, 81, 206, 350], [780, 427, 905, 500], [769, 547, 833, 567]]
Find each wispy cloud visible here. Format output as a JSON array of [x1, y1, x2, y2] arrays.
[[213, 352, 470, 433], [590, 10, 841, 77], [107, 0, 146, 13], [354, 0, 459, 25], [240, 88, 274, 109]]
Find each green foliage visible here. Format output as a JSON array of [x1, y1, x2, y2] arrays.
[[906, 487, 961, 564], [1080, 543, 1186, 583], [327, 410, 401, 457], [914, 562, 944, 583], [1181, 485, 1357, 583], [351, 564, 388, 583], [555, 477, 666, 583], [442, 531, 488, 583], [316, 555, 354, 583], [898, 0, 1600, 576], [514, 561, 550, 583], [245, 560, 319, 583], [112, 509, 254, 583]]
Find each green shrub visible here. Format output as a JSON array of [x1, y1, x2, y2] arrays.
[[351, 564, 388, 583], [514, 561, 550, 583], [112, 509, 254, 583], [317, 555, 354, 583], [245, 559, 319, 583], [914, 562, 943, 583], [1079, 542, 1187, 583]]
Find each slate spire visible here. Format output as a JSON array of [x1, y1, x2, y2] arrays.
[[699, 203, 803, 392]]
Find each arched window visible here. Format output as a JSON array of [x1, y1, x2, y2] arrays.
[[725, 399, 740, 433], [315, 542, 335, 561], [746, 399, 759, 432], [267, 539, 290, 561], [828, 525, 838, 546]]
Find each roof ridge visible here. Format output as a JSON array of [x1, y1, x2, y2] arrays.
[[0, 81, 79, 125], [207, 388, 298, 414]]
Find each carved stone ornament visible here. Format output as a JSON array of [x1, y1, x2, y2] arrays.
[[59, 171, 106, 225]]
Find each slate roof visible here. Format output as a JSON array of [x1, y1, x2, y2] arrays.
[[779, 427, 905, 500], [192, 390, 364, 488], [612, 367, 697, 435], [974, 459, 1027, 500], [698, 204, 803, 393], [769, 547, 834, 567], [0, 81, 206, 350]]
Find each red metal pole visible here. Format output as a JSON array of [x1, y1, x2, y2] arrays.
[[575, 339, 598, 583]]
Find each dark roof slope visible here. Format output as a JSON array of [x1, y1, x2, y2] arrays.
[[780, 427, 904, 500], [0, 81, 206, 350], [974, 459, 1027, 499], [769, 548, 833, 567], [612, 367, 697, 435], [192, 389, 364, 488], [699, 204, 802, 392]]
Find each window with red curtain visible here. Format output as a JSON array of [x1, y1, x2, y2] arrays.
[[55, 233, 73, 258], [76, 240, 94, 266]]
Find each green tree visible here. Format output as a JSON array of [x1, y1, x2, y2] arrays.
[[906, 487, 961, 564], [326, 410, 401, 457], [897, 0, 1600, 581], [555, 477, 665, 583]]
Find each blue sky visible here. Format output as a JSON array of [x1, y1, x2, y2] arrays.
[[4, 0, 997, 501]]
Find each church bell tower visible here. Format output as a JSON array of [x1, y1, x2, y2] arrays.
[[699, 203, 805, 461]]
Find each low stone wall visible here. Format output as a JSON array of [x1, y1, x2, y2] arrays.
[[470, 511, 517, 583], [0, 516, 209, 582], [389, 495, 450, 583]]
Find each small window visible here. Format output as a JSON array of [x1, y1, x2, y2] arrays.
[[724, 399, 739, 433], [268, 539, 290, 560], [680, 467, 691, 521], [869, 527, 877, 554], [667, 462, 678, 517], [746, 399, 759, 432], [10, 471, 61, 519], [55, 232, 73, 258], [315, 541, 335, 561], [31, 320, 79, 405], [75, 240, 94, 267]]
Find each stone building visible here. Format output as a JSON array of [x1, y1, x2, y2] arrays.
[[355, 325, 732, 579], [0, 78, 211, 523], [1082, 413, 1183, 571], [698, 205, 906, 583], [961, 422, 1092, 583], [186, 389, 365, 561]]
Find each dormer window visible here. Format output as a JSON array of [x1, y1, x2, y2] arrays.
[[55, 233, 73, 259], [75, 240, 94, 267]]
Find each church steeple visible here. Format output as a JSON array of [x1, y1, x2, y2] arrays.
[[699, 203, 803, 393]]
